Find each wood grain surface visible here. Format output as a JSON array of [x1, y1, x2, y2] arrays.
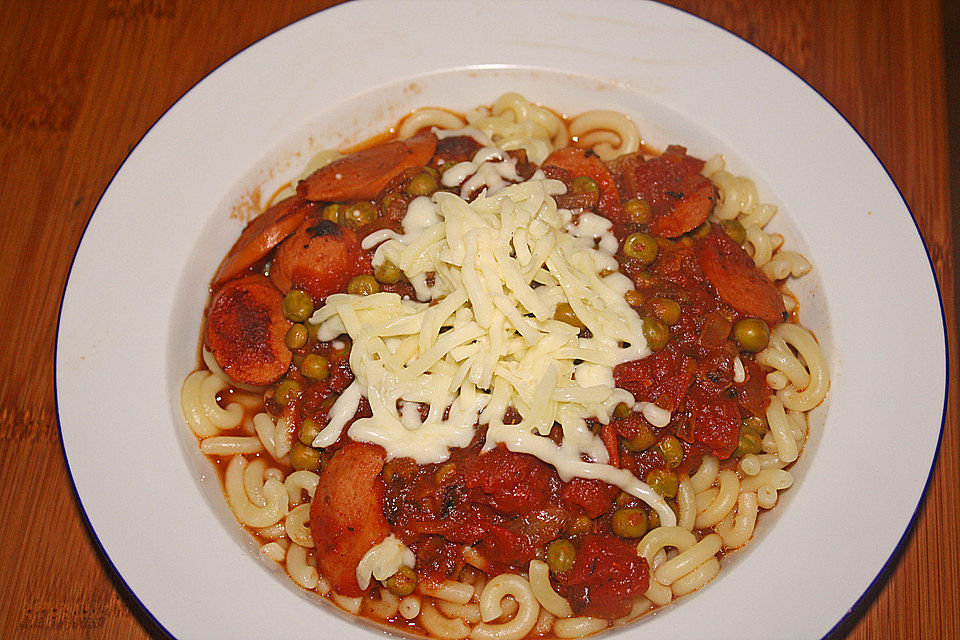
[[1, 1, 955, 638]]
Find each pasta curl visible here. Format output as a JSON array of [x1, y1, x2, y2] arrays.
[[472, 574, 540, 640]]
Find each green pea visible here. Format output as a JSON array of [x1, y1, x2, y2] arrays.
[[649, 297, 681, 326], [320, 394, 339, 412], [565, 515, 593, 536], [339, 201, 378, 229], [380, 192, 404, 212], [634, 270, 656, 288], [306, 321, 321, 341], [385, 566, 418, 597], [546, 539, 576, 573], [298, 418, 320, 446], [285, 323, 308, 350], [657, 436, 683, 468], [374, 260, 403, 285], [300, 354, 329, 380], [642, 315, 670, 351], [275, 379, 301, 406], [611, 507, 649, 538], [570, 176, 599, 207], [691, 222, 711, 238], [624, 198, 653, 225], [623, 427, 657, 452], [614, 491, 635, 508], [553, 302, 585, 329], [622, 232, 659, 265], [321, 203, 341, 223], [742, 415, 768, 435], [347, 274, 379, 296], [733, 317, 770, 352], [733, 428, 762, 457], [720, 219, 747, 244], [624, 290, 644, 308], [289, 442, 322, 471], [613, 402, 632, 419], [439, 161, 457, 175], [571, 175, 598, 194], [405, 171, 438, 196], [282, 289, 314, 323], [646, 468, 679, 498]]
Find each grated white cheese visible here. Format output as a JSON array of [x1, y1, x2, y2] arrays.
[[355, 535, 415, 591], [309, 160, 675, 525]]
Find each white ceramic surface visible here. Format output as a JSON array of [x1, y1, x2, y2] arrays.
[[57, 1, 946, 639]]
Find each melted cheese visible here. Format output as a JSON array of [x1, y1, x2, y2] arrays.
[[355, 535, 415, 591], [310, 161, 675, 525]]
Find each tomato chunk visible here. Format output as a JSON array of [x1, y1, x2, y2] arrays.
[[684, 385, 741, 459], [462, 445, 560, 515], [559, 534, 649, 618], [561, 477, 619, 519], [309, 442, 389, 596], [614, 350, 696, 411]]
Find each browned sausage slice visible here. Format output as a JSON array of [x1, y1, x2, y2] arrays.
[[211, 196, 314, 288], [628, 146, 716, 238], [269, 219, 372, 304], [205, 275, 292, 386], [310, 442, 389, 596], [542, 147, 622, 221], [694, 225, 787, 325], [297, 131, 437, 202]]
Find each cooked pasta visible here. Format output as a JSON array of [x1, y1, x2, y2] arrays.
[[181, 94, 829, 639], [199, 434, 263, 455], [286, 542, 319, 590], [529, 560, 574, 618], [568, 110, 641, 161]]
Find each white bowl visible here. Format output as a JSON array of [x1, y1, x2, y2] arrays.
[[57, 1, 946, 638]]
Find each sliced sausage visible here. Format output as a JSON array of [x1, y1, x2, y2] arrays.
[[684, 385, 741, 459], [623, 146, 717, 238], [310, 442, 389, 596], [205, 275, 291, 386], [269, 219, 372, 304], [694, 225, 787, 325], [297, 130, 437, 202], [542, 147, 622, 220], [211, 196, 314, 288]]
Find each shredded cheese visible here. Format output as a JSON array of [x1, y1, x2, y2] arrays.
[[355, 535, 415, 591], [309, 152, 676, 525]]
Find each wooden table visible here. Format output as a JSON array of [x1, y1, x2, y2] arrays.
[[1, 1, 955, 638]]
